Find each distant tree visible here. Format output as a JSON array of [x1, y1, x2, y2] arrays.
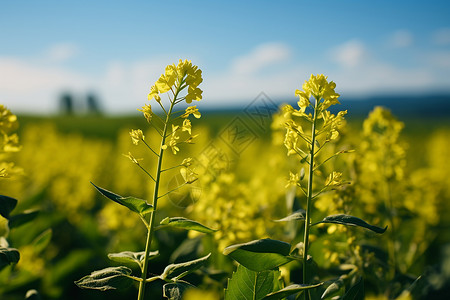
[[86, 92, 102, 115], [59, 92, 74, 115]]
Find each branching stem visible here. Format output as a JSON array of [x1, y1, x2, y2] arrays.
[[137, 81, 181, 300], [302, 98, 318, 299]]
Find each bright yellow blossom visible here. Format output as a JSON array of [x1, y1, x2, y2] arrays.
[[129, 129, 145, 145], [138, 104, 152, 123], [182, 119, 192, 134], [147, 59, 203, 105], [182, 106, 201, 119], [295, 74, 340, 109], [147, 85, 161, 102]]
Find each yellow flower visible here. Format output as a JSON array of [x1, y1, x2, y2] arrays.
[[185, 86, 203, 103], [294, 91, 311, 113], [296, 74, 340, 109], [182, 106, 201, 119], [182, 119, 192, 134], [325, 171, 345, 187], [147, 85, 161, 102], [0, 105, 19, 133], [284, 126, 299, 156], [155, 64, 177, 93], [165, 125, 180, 154], [286, 171, 300, 188], [129, 129, 144, 145], [281, 104, 294, 118], [147, 60, 203, 105], [138, 104, 152, 123], [181, 157, 193, 167], [177, 59, 194, 78]]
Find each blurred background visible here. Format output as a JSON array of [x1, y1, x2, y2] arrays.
[[1, 0, 450, 114], [1, 1, 450, 299]]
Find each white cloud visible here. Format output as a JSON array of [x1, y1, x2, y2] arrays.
[[0, 57, 91, 113], [328, 63, 434, 96], [428, 51, 450, 68], [432, 28, 450, 45], [323, 39, 450, 96], [98, 59, 169, 111], [0, 54, 186, 114], [46, 43, 80, 62], [230, 42, 291, 74], [202, 43, 299, 105], [2, 40, 450, 114], [329, 40, 368, 68], [388, 30, 413, 48]]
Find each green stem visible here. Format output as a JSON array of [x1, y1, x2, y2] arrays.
[[386, 179, 397, 276], [137, 84, 181, 300], [302, 98, 318, 291]]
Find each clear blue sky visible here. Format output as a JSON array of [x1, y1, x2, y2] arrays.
[[1, 0, 450, 113]]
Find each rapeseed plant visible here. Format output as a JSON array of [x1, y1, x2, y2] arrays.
[[223, 75, 386, 300], [76, 60, 216, 300]]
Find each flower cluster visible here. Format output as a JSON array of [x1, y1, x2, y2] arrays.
[[283, 74, 347, 166], [148, 59, 203, 104], [295, 74, 340, 110], [131, 60, 203, 158], [0, 105, 21, 178]]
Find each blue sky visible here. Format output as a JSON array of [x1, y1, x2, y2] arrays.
[[1, 1, 450, 113]]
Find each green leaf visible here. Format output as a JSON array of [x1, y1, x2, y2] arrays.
[[315, 214, 387, 234], [321, 278, 344, 299], [160, 253, 211, 281], [75, 266, 134, 291], [225, 264, 280, 300], [342, 276, 364, 300], [163, 281, 195, 300], [274, 210, 306, 222], [0, 247, 20, 270], [223, 239, 292, 272], [32, 229, 52, 254], [108, 250, 159, 268], [0, 195, 17, 219], [262, 283, 323, 300], [159, 217, 217, 233], [91, 182, 153, 217], [8, 210, 39, 229]]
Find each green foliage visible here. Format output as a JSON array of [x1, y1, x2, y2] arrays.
[[0, 195, 17, 219], [159, 217, 217, 233], [321, 277, 345, 299], [91, 182, 153, 217], [224, 264, 282, 300], [108, 250, 159, 269], [274, 209, 306, 222], [341, 277, 364, 300], [0, 247, 20, 270], [2, 71, 450, 299], [8, 210, 39, 229], [223, 239, 293, 272], [313, 214, 387, 234], [160, 253, 211, 281], [75, 266, 135, 291], [263, 283, 323, 300], [31, 228, 52, 254], [163, 281, 195, 300]]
